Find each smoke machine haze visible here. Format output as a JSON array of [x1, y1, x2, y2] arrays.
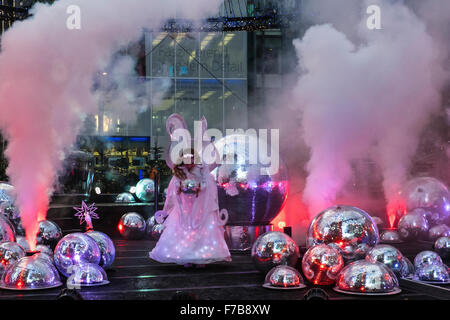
[[0, 0, 221, 250], [293, 0, 449, 221]]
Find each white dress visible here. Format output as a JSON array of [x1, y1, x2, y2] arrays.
[[149, 165, 231, 265]]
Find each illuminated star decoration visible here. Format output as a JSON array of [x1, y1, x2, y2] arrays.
[[73, 201, 99, 230]]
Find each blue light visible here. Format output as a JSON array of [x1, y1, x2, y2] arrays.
[[106, 137, 123, 142], [129, 137, 149, 142]]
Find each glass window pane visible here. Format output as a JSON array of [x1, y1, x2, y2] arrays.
[[175, 79, 199, 132], [200, 32, 223, 79], [151, 32, 174, 77], [224, 32, 247, 78], [224, 79, 248, 130], [175, 33, 199, 78], [200, 79, 223, 131]]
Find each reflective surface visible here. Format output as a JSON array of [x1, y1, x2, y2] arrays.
[[212, 134, 288, 225], [428, 224, 450, 242], [0, 255, 62, 290], [0, 215, 15, 243], [401, 177, 450, 226], [54, 233, 101, 277], [434, 236, 450, 259], [115, 192, 136, 203], [180, 179, 200, 194], [0, 241, 25, 274], [135, 178, 155, 202], [150, 223, 165, 241], [251, 231, 299, 274], [306, 205, 379, 261], [414, 250, 443, 269], [145, 216, 157, 239], [380, 230, 402, 243], [37, 220, 62, 247], [67, 263, 109, 286], [85, 231, 115, 269], [397, 209, 429, 241], [0, 183, 15, 204], [336, 260, 400, 294], [402, 257, 415, 278], [415, 263, 449, 282], [118, 212, 146, 240], [35, 244, 53, 258], [365, 245, 407, 277], [15, 235, 29, 252], [224, 225, 273, 251], [264, 265, 305, 289], [302, 244, 343, 286], [0, 202, 23, 236]]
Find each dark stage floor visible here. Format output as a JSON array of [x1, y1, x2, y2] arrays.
[[0, 239, 449, 300]]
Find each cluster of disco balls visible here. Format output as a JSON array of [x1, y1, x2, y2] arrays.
[[118, 211, 166, 241], [0, 218, 115, 290], [397, 177, 450, 242], [412, 250, 449, 283], [115, 179, 156, 204]]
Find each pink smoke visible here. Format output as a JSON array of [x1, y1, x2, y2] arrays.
[[0, 0, 221, 250]]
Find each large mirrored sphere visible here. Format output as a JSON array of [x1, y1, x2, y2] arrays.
[[434, 236, 450, 259], [428, 224, 450, 242], [212, 134, 288, 225], [302, 244, 344, 286], [135, 179, 155, 202], [0, 241, 25, 274], [118, 212, 146, 240], [115, 192, 136, 203], [414, 250, 443, 269], [145, 216, 157, 239], [402, 257, 415, 278], [36, 244, 53, 258], [0, 215, 15, 243], [37, 220, 62, 247], [306, 205, 379, 261], [397, 209, 429, 241], [251, 231, 299, 274], [336, 260, 399, 294], [264, 265, 305, 288], [54, 233, 101, 277], [67, 263, 109, 287], [415, 263, 449, 282], [365, 245, 408, 277], [85, 231, 115, 269], [380, 229, 402, 243], [400, 177, 450, 226], [0, 255, 62, 290]]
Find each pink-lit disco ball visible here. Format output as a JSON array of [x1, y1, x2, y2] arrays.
[[302, 244, 344, 286], [306, 205, 379, 261], [212, 134, 288, 225], [400, 177, 450, 226]]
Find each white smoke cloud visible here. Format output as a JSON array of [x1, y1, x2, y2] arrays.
[[292, 0, 448, 219], [0, 0, 221, 249]]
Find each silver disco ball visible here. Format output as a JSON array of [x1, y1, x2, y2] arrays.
[[301, 244, 344, 286], [428, 224, 450, 242], [335, 260, 400, 295], [400, 177, 450, 226], [251, 231, 299, 274], [115, 192, 136, 203], [0, 214, 15, 243], [306, 205, 379, 261], [0, 255, 62, 290], [434, 236, 450, 259], [397, 209, 429, 241], [15, 236, 29, 252], [0, 241, 25, 274], [414, 250, 443, 269], [0, 201, 20, 221], [145, 216, 157, 239], [415, 263, 449, 283], [212, 134, 288, 225], [118, 212, 146, 240], [180, 179, 200, 194], [34, 252, 54, 265], [371, 216, 384, 229], [36, 244, 53, 258], [263, 265, 306, 289], [380, 229, 402, 244], [54, 233, 101, 277], [151, 223, 165, 241], [85, 230, 115, 269], [365, 244, 408, 277], [67, 262, 109, 287], [135, 179, 155, 202], [37, 220, 62, 247]]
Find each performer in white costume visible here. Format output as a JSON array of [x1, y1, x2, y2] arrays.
[[149, 114, 231, 266]]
